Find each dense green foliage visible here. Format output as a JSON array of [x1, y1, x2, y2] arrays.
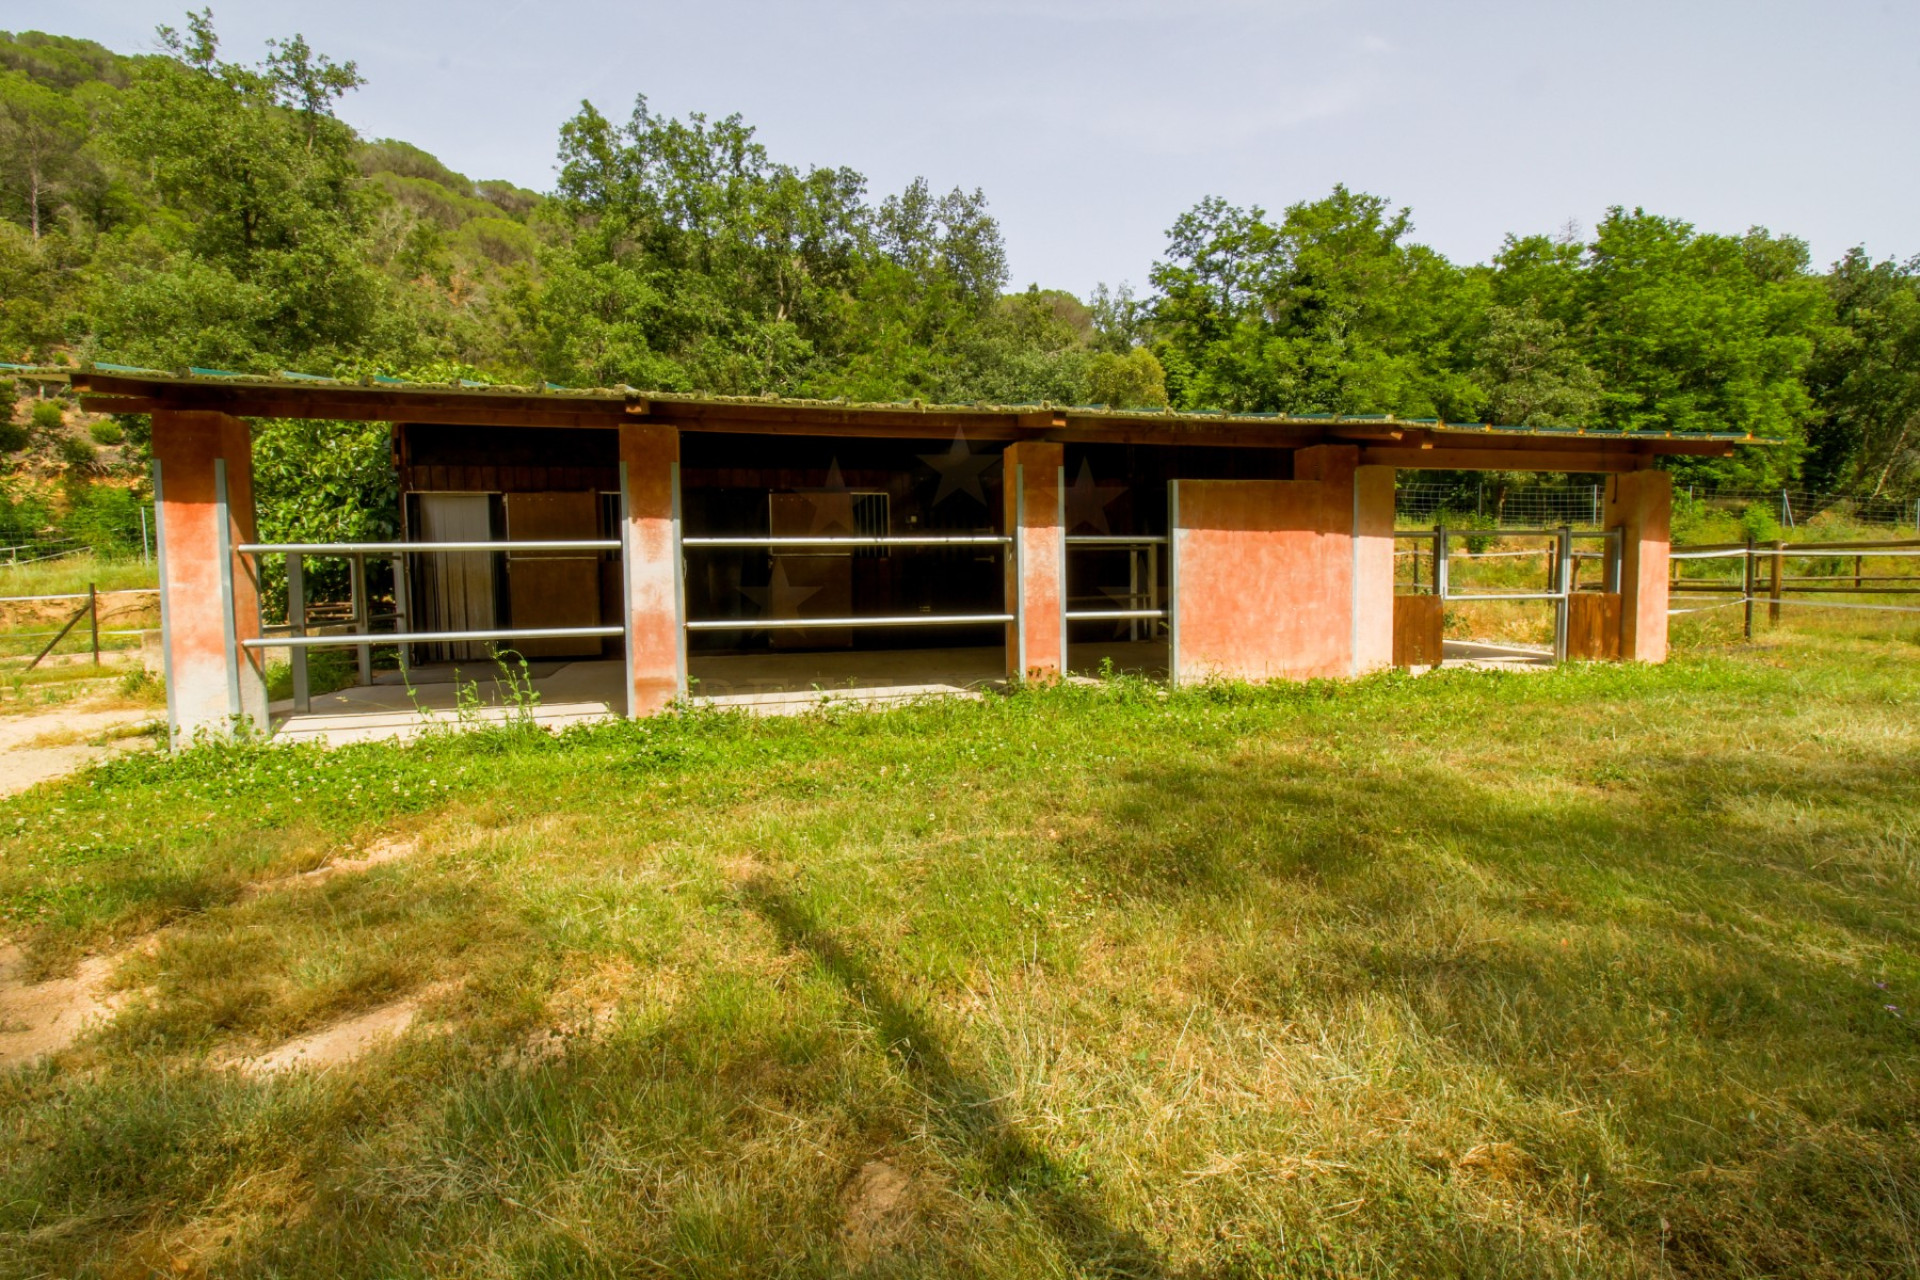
[[2, 15, 1918, 497]]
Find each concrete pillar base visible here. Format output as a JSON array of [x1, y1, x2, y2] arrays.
[[152, 410, 266, 741], [620, 423, 686, 716], [1004, 441, 1065, 681]]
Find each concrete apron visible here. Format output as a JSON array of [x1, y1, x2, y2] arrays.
[[266, 638, 1544, 747]]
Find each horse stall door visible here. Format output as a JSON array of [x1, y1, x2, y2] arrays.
[[504, 491, 603, 658], [767, 492, 853, 649]]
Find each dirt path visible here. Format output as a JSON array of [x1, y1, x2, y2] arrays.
[[0, 944, 126, 1066], [0, 702, 157, 796]]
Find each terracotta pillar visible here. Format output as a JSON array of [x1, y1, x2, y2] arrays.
[[151, 410, 267, 740], [619, 423, 685, 715], [1352, 463, 1396, 675], [1604, 470, 1671, 662], [1003, 440, 1065, 681], [1169, 445, 1360, 684]]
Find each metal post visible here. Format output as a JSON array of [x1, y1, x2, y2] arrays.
[[1147, 542, 1160, 638], [1769, 539, 1784, 625], [287, 553, 309, 714], [1605, 529, 1622, 594], [1742, 537, 1756, 639], [1128, 545, 1140, 642], [1435, 525, 1449, 600], [88, 583, 99, 665], [350, 553, 371, 685], [391, 550, 410, 676], [1553, 526, 1572, 663], [138, 505, 150, 567]]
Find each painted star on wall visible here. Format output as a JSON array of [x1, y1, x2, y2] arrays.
[[1065, 458, 1127, 534], [917, 429, 999, 509], [806, 458, 858, 535], [739, 559, 822, 618]]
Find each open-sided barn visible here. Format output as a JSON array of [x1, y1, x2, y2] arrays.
[[73, 367, 1759, 742]]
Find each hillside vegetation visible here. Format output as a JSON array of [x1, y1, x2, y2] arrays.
[[1, 15, 1918, 502]]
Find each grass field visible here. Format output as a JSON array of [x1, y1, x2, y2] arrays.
[[1, 618, 1917, 1277]]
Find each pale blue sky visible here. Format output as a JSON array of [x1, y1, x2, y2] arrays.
[[18, 1, 1920, 294]]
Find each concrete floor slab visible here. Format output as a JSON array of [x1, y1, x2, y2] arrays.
[[265, 636, 1549, 746]]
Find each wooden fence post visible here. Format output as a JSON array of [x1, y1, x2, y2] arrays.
[[1769, 540, 1785, 625]]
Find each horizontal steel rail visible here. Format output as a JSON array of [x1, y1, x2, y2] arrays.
[[244, 625, 622, 649], [238, 540, 619, 554], [684, 614, 1014, 631], [1065, 535, 1168, 545], [1393, 528, 1619, 540], [1445, 591, 1566, 601], [1065, 608, 1168, 620], [681, 535, 1008, 547]]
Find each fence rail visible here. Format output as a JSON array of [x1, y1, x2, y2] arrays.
[[1396, 482, 1920, 531], [1666, 538, 1920, 633]]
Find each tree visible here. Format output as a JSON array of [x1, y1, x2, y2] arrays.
[[1474, 299, 1601, 426], [538, 95, 872, 393], [91, 10, 392, 370], [1806, 250, 1920, 497], [1149, 186, 1484, 418], [0, 69, 84, 238], [1577, 210, 1828, 485]]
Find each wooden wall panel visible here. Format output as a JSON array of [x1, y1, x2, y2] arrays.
[[1392, 595, 1444, 669], [1566, 592, 1623, 661]]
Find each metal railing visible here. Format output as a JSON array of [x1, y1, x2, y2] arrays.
[[1065, 534, 1166, 637], [1396, 526, 1623, 663], [239, 539, 624, 713], [680, 532, 1012, 633], [1667, 538, 1920, 636]]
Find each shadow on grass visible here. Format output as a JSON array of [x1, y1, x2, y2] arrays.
[[742, 876, 1174, 1279]]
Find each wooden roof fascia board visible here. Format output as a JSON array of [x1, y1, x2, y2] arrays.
[[1360, 444, 1729, 472]]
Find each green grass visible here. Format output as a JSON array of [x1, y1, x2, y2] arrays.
[[0, 552, 158, 598], [2, 623, 1918, 1277]]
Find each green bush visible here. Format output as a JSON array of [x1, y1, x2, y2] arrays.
[[87, 419, 125, 446], [29, 399, 64, 432], [57, 435, 97, 470], [1739, 501, 1783, 544], [0, 420, 27, 453]]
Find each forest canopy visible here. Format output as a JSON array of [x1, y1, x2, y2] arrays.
[[3, 13, 1918, 497]]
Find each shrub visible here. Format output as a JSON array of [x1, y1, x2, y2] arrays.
[[29, 399, 64, 432], [57, 435, 97, 470], [0, 420, 26, 453], [87, 419, 126, 446], [1739, 501, 1783, 544]]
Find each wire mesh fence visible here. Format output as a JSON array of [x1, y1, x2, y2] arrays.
[[1397, 480, 1920, 530]]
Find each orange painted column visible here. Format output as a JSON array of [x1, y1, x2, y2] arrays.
[[620, 423, 686, 715], [1604, 470, 1671, 662], [151, 410, 267, 740], [1170, 445, 1360, 684], [1352, 463, 1397, 674], [1003, 440, 1065, 681]]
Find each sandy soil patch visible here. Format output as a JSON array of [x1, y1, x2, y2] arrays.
[[0, 703, 157, 796], [245, 836, 419, 898], [0, 942, 128, 1066], [838, 1159, 922, 1263], [233, 983, 454, 1075]]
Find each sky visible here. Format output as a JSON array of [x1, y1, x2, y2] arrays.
[[18, 0, 1920, 296]]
